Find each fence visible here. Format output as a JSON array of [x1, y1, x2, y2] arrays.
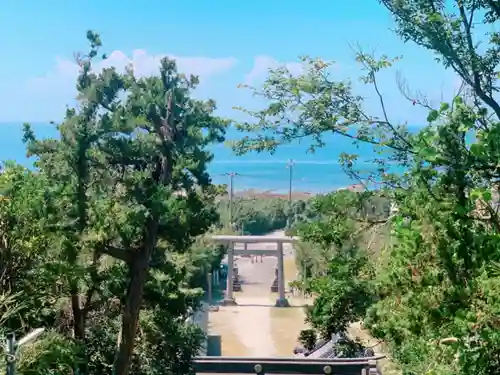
[[193, 355, 384, 375]]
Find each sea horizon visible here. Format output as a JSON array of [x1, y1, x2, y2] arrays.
[[0, 122, 400, 194]]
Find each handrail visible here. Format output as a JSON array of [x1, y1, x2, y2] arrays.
[[193, 355, 385, 375], [194, 355, 386, 362]]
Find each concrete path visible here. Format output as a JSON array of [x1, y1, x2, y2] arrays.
[[208, 231, 311, 357]]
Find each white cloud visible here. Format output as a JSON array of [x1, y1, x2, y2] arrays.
[[27, 49, 238, 95], [14, 50, 237, 122], [244, 55, 304, 85]]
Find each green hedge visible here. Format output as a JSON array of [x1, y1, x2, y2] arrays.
[[217, 197, 309, 235]]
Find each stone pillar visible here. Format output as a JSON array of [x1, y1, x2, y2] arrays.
[[207, 272, 212, 305], [275, 241, 290, 307], [223, 241, 237, 305]]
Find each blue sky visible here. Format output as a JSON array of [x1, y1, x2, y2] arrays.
[[0, 0, 460, 125]]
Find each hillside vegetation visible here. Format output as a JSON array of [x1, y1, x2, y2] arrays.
[[232, 1, 500, 374], [3, 1, 500, 374], [0, 32, 228, 375], [216, 197, 310, 235]]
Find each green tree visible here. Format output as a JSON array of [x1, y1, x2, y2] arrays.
[[19, 30, 227, 375], [0, 163, 85, 373], [298, 329, 317, 352], [230, 1, 500, 373], [380, 0, 500, 118], [0, 163, 60, 332], [293, 190, 378, 339], [217, 197, 291, 234]]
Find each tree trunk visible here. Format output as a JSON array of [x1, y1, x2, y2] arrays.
[[112, 218, 158, 375], [71, 287, 87, 375], [71, 285, 85, 339]]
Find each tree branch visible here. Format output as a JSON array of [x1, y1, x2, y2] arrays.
[[97, 245, 133, 263]]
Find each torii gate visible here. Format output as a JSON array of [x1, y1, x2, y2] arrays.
[[211, 235, 299, 307]]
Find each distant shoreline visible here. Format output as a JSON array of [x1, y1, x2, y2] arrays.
[[234, 189, 315, 200], [225, 184, 365, 200]]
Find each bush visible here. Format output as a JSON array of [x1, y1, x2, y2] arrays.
[[299, 329, 317, 352], [217, 197, 310, 234]]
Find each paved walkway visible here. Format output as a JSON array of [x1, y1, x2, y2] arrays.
[[208, 231, 311, 357]]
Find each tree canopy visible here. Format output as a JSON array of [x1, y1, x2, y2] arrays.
[[1, 31, 228, 375], [232, 1, 500, 374], [2, 1, 500, 374]]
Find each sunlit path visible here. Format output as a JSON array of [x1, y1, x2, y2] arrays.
[[208, 231, 312, 357]]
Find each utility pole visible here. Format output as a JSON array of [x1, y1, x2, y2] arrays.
[[286, 159, 295, 228], [287, 159, 294, 205], [225, 172, 238, 228]]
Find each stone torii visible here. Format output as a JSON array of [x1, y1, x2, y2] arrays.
[[211, 234, 299, 307]]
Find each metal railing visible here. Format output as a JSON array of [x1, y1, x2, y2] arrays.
[[193, 355, 384, 375]]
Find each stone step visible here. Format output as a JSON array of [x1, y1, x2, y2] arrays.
[[233, 277, 242, 292], [270, 276, 278, 292]]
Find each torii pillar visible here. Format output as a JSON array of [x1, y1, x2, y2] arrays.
[[274, 241, 289, 307], [212, 235, 298, 307], [223, 241, 237, 306]]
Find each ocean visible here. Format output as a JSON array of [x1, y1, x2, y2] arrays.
[[0, 122, 394, 193]]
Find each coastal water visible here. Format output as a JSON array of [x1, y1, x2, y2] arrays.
[[0, 122, 395, 193]]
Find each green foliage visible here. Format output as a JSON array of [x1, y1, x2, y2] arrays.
[[333, 339, 366, 359], [231, 1, 500, 373], [292, 191, 390, 280], [305, 248, 374, 340], [2, 1, 499, 373], [0, 31, 227, 375], [298, 329, 317, 352], [217, 197, 309, 234], [16, 331, 81, 375], [293, 191, 379, 339]]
